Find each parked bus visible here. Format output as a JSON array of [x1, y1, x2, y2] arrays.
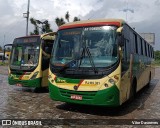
[[0, 52, 4, 60], [8, 32, 56, 90], [3, 44, 13, 61], [0, 51, 11, 60], [49, 19, 154, 106]]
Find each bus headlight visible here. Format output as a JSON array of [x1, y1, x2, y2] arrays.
[[30, 71, 39, 80], [108, 78, 115, 84]]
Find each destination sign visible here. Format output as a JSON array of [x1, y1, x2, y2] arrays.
[[15, 37, 40, 43]]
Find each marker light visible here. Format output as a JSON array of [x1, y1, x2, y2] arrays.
[[104, 83, 108, 87], [114, 75, 119, 80]]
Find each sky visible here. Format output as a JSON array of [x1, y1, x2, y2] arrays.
[[0, 0, 160, 50]]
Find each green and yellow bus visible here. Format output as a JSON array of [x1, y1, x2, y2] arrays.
[[49, 19, 154, 106], [8, 32, 55, 90]]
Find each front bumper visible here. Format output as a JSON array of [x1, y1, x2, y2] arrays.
[[8, 77, 42, 88], [49, 82, 120, 106]]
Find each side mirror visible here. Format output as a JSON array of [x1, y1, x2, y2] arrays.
[[118, 35, 124, 47], [116, 27, 124, 47]]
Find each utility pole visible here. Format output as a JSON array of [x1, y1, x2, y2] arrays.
[[2, 35, 5, 62], [3, 35, 5, 48], [23, 0, 30, 36], [121, 0, 134, 22]]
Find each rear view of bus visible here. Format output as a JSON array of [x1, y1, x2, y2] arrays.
[[8, 33, 55, 89], [49, 19, 154, 106]]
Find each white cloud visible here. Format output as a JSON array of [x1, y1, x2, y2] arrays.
[[0, 0, 160, 50]]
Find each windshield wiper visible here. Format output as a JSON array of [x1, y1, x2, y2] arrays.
[[86, 47, 98, 74], [78, 46, 98, 74]]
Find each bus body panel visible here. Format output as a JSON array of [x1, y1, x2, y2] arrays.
[[8, 77, 41, 87], [49, 60, 122, 106], [49, 82, 120, 106], [120, 23, 155, 104], [41, 68, 49, 87]]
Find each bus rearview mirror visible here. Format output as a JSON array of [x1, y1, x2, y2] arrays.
[[118, 35, 124, 47]]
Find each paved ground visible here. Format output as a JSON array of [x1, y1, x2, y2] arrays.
[[0, 66, 159, 128]]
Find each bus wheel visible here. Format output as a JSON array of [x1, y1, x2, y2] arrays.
[[34, 87, 49, 93], [129, 79, 136, 102]]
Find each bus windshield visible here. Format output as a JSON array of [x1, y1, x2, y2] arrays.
[[51, 26, 118, 69], [10, 37, 40, 70]]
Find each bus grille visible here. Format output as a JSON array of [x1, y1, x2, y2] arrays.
[[59, 88, 97, 100], [12, 80, 30, 86], [10, 80, 39, 87]]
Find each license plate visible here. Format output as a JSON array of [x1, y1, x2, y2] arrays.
[[71, 95, 82, 100], [16, 83, 22, 86]]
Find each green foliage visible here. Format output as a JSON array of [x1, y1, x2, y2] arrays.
[[55, 17, 66, 27], [154, 50, 160, 60], [65, 11, 70, 22], [153, 51, 160, 66], [73, 17, 80, 22], [30, 18, 40, 35], [55, 11, 80, 27], [0, 61, 8, 66], [0, 46, 2, 51], [30, 18, 53, 35]]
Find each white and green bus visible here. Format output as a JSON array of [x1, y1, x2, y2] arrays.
[[49, 19, 154, 106], [8, 32, 55, 90]]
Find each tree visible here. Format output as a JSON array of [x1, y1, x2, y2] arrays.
[[55, 11, 80, 27], [36, 20, 53, 33], [30, 18, 53, 35], [0, 46, 2, 51], [30, 18, 39, 35], [65, 11, 70, 22], [55, 17, 66, 27], [154, 50, 160, 60], [73, 17, 80, 22]]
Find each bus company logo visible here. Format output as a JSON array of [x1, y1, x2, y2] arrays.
[[56, 78, 66, 83], [73, 85, 78, 90], [2, 120, 11, 126]]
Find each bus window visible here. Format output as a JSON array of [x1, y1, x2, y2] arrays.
[[134, 34, 138, 54], [140, 38, 143, 55]]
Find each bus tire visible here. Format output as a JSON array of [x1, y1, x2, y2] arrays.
[[129, 78, 137, 102]]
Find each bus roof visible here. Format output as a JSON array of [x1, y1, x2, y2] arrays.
[[41, 32, 56, 40], [15, 35, 40, 40], [59, 19, 125, 30]]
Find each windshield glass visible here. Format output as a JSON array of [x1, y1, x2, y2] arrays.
[[51, 26, 118, 68], [10, 37, 40, 70]]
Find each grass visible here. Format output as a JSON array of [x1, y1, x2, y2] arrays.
[[152, 60, 160, 67], [0, 61, 8, 66]]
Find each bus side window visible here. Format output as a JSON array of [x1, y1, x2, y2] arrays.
[[122, 39, 129, 73], [123, 39, 129, 62]]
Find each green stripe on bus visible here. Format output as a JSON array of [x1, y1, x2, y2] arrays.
[[8, 77, 42, 87], [55, 77, 81, 84]]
